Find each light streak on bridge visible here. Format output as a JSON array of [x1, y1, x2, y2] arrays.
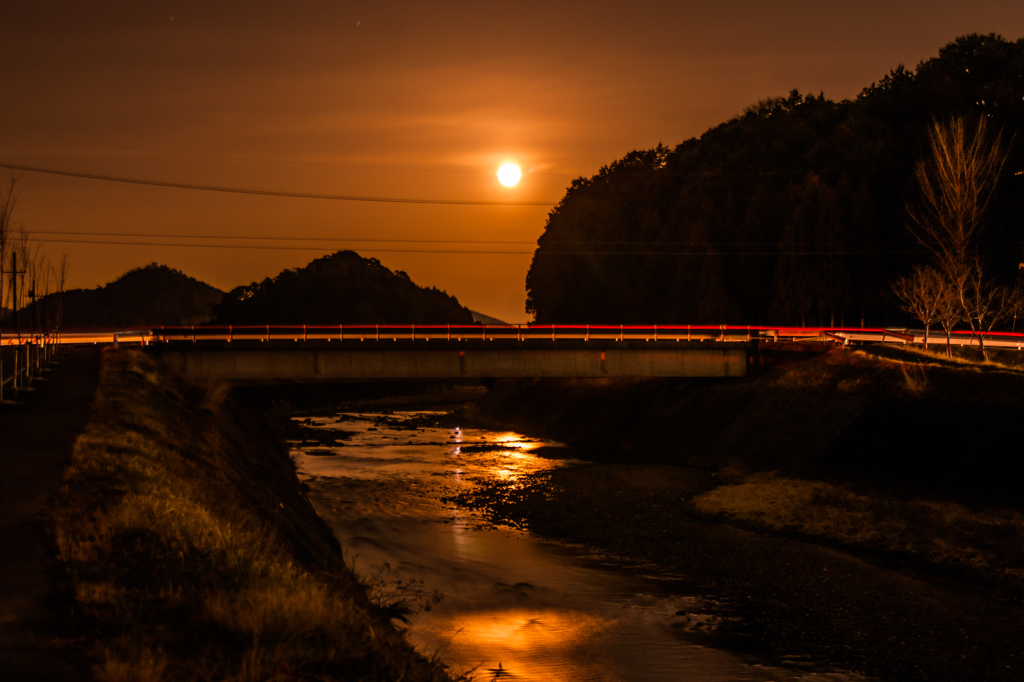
[[3, 323, 1024, 349], [3, 323, 1023, 395]]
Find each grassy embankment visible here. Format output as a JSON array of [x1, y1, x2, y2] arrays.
[[687, 345, 1024, 592], [459, 346, 1024, 680], [53, 349, 456, 682]]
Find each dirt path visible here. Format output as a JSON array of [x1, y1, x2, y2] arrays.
[[0, 346, 100, 681]]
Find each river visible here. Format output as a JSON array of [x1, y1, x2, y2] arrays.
[[291, 410, 870, 682]]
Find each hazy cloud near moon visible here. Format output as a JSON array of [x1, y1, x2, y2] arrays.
[[3, 1, 1024, 322]]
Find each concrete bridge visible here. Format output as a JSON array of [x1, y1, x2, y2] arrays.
[[152, 324, 747, 381], [156, 342, 749, 381], [144, 321, 1023, 381], [13, 322, 1024, 384]]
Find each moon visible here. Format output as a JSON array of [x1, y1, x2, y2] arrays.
[[497, 163, 522, 187]]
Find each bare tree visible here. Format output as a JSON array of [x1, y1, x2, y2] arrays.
[[35, 253, 52, 332], [27, 250, 41, 333], [1011, 263, 1024, 333], [961, 256, 1013, 360], [52, 254, 69, 332], [908, 117, 1007, 283], [892, 264, 946, 350], [906, 117, 1014, 355], [933, 276, 964, 359], [12, 226, 34, 330], [0, 177, 69, 342], [0, 173, 17, 324]]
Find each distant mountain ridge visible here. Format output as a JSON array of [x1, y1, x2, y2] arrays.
[[26, 263, 224, 329], [15, 251, 473, 330], [215, 250, 474, 325], [470, 310, 508, 325]]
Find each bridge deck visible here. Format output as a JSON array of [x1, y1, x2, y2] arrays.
[[6, 323, 1024, 351], [156, 340, 750, 380]]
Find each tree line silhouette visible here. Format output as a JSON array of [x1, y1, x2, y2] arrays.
[[525, 34, 1024, 328], [215, 250, 473, 325], [1, 175, 70, 334], [19, 251, 474, 328]]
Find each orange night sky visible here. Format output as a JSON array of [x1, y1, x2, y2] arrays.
[[4, 1, 1024, 322]]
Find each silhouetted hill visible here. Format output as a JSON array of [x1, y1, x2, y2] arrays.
[[215, 251, 474, 324], [470, 310, 508, 325], [25, 264, 224, 329], [526, 34, 1024, 326]]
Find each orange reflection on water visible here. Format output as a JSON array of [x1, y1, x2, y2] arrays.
[[494, 432, 543, 451], [420, 608, 611, 681]]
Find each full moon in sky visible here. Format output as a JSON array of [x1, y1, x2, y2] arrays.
[[497, 163, 522, 187]]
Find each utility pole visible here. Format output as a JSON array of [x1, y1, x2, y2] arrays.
[[0, 256, 3, 403], [11, 251, 21, 333], [2, 252, 27, 401], [28, 271, 36, 382], [30, 273, 36, 332]]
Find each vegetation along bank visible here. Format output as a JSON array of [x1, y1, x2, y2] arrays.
[[458, 345, 1024, 682], [52, 348, 457, 682]]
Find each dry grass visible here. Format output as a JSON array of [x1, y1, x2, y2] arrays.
[[53, 349, 456, 682], [900, 364, 929, 394], [861, 343, 1024, 373], [97, 639, 167, 682], [770, 364, 833, 390], [694, 472, 1024, 588]]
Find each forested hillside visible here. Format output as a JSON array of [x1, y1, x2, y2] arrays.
[[526, 34, 1024, 326], [26, 264, 223, 329], [215, 250, 474, 324]]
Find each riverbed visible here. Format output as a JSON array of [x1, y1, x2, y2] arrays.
[[291, 410, 870, 682]]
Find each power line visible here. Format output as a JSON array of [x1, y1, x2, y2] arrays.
[[0, 162, 558, 206], [33, 238, 533, 255], [0, 132, 577, 177], [33, 230, 536, 245], [33, 236, 945, 256], [38, 229, 1015, 248]]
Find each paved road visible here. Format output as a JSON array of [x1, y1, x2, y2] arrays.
[[0, 347, 100, 681]]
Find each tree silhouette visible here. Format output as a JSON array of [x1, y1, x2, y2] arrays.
[[216, 251, 473, 325], [0, 176, 15, 320], [906, 116, 1010, 358], [28, 263, 223, 328], [524, 35, 1024, 328], [892, 265, 947, 350]]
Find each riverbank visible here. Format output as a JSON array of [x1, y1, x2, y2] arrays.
[[457, 346, 1024, 681], [465, 344, 1024, 507], [53, 349, 457, 681]]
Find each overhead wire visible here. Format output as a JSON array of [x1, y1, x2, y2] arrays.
[[32, 230, 537, 245], [0, 132, 578, 177], [37, 229, 1024, 247], [32, 238, 533, 254], [0, 162, 558, 206], [33, 236, 949, 256]]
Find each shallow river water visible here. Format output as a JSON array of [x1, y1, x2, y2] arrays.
[[292, 411, 869, 682]]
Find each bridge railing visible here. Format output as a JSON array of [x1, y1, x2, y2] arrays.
[[0, 331, 61, 401], [5, 324, 1023, 350], [146, 323, 1024, 349], [153, 323, 768, 343]]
